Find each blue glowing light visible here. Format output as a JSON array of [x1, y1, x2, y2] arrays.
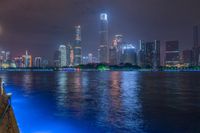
[[100, 13, 108, 21], [122, 44, 136, 50]]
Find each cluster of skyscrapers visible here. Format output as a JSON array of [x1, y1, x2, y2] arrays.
[[98, 14, 138, 66], [1, 13, 200, 69], [96, 13, 200, 68], [0, 51, 11, 68], [55, 25, 82, 67], [0, 50, 49, 68]]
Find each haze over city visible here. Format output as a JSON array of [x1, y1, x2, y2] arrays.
[[1, 1, 200, 133], [1, 0, 200, 60]]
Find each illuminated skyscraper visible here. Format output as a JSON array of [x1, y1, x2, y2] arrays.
[[53, 50, 60, 67], [59, 45, 67, 67], [113, 35, 123, 47], [82, 53, 97, 64], [138, 40, 160, 68], [14, 57, 23, 68], [165, 40, 180, 67], [152, 40, 160, 69], [99, 13, 109, 63], [193, 25, 200, 66], [88, 53, 93, 63], [22, 51, 32, 67], [65, 42, 74, 66], [109, 46, 118, 65], [121, 44, 137, 65], [109, 35, 124, 65], [182, 50, 193, 66], [34, 57, 42, 67], [5, 51, 10, 61], [0, 51, 10, 63], [74, 25, 82, 66]]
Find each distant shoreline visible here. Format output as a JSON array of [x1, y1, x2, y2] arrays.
[[1, 68, 200, 72]]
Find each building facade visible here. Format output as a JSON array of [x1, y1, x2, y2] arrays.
[[59, 45, 67, 67], [109, 35, 124, 65], [73, 25, 82, 66], [121, 44, 137, 65], [109, 46, 118, 65], [165, 40, 180, 67], [138, 40, 160, 68], [99, 13, 109, 63], [34, 57, 42, 67], [193, 25, 200, 66], [182, 50, 193, 67], [22, 51, 32, 68]]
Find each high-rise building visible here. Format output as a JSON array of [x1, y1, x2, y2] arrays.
[[82, 53, 98, 64], [121, 44, 137, 65], [74, 25, 82, 66], [53, 50, 60, 67], [0, 51, 11, 63], [182, 50, 193, 66], [65, 43, 73, 66], [97, 48, 100, 63], [0, 51, 6, 62], [0, 51, 5, 67], [42, 59, 49, 68], [113, 35, 123, 47], [109, 35, 124, 65], [5, 51, 10, 61], [165, 40, 180, 67], [59, 45, 67, 67], [193, 25, 200, 66], [99, 13, 109, 63], [34, 57, 42, 67], [109, 46, 118, 65], [152, 40, 161, 69], [22, 51, 32, 67], [14, 57, 23, 68], [138, 40, 160, 68], [88, 53, 93, 63], [138, 40, 145, 67]]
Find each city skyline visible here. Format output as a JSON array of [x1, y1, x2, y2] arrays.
[[0, 0, 200, 59], [1, 11, 200, 67]]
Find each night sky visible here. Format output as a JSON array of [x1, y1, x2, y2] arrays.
[[0, 0, 200, 60]]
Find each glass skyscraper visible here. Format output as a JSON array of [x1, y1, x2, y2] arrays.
[[193, 25, 200, 66], [138, 40, 161, 68], [74, 25, 82, 66], [59, 45, 67, 67], [99, 13, 109, 63], [165, 40, 180, 67]]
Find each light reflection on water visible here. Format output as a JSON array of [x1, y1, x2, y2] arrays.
[[1, 71, 200, 133]]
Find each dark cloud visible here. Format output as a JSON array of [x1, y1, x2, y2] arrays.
[[0, 0, 200, 60]]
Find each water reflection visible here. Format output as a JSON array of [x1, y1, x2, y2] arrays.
[[56, 72, 68, 110], [55, 71, 144, 132], [1, 71, 200, 133], [22, 72, 33, 93]]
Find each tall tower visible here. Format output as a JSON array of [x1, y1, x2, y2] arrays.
[[193, 25, 200, 66], [73, 25, 82, 66], [22, 50, 32, 67], [59, 45, 67, 67], [99, 13, 109, 63], [152, 40, 160, 69]]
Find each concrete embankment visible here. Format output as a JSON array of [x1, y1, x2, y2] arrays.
[[0, 78, 19, 133]]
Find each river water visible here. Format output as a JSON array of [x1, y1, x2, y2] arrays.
[[1, 71, 200, 133]]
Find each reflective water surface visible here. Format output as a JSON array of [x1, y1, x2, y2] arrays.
[[1, 71, 200, 133]]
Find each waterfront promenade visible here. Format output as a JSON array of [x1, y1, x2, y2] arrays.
[[0, 78, 19, 133]]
